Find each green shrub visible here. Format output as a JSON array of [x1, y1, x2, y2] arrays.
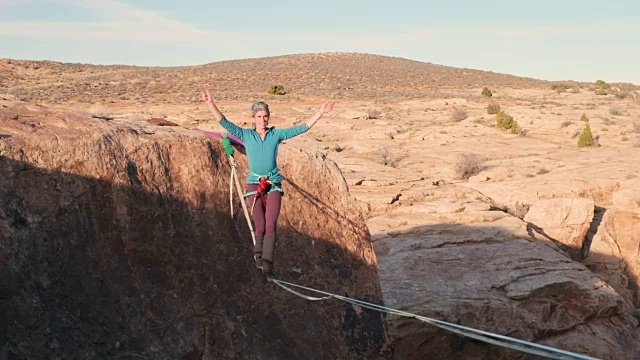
[[487, 103, 501, 115], [481, 87, 493, 97], [595, 80, 610, 90], [268, 84, 286, 95], [496, 111, 518, 131], [595, 88, 608, 96], [580, 113, 589, 122], [578, 124, 595, 147]]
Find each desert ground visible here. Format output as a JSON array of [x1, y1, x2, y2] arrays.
[[4, 54, 637, 230], [2, 53, 640, 359]]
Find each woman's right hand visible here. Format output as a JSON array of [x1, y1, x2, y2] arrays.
[[202, 87, 214, 104], [201, 87, 224, 121]]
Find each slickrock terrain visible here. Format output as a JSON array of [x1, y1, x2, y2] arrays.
[[2, 53, 640, 359]]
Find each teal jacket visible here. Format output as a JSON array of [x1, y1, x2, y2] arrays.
[[220, 117, 309, 184]]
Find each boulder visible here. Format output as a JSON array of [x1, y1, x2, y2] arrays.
[[374, 214, 639, 360], [584, 209, 640, 308], [524, 198, 594, 260]]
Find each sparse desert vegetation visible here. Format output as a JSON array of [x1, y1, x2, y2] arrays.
[[367, 108, 381, 119], [453, 152, 486, 179], [578, 123, 595, 147], [451, 106, 468, 121], [496, 111, 519, 133], [581, 113, 589, 122], [377, 148, 402, 167], [487, 103, 500, 115], [507, 201, 531, 219], [609, 106, 624, 116], [560, 120, 573, 128], [551, 83, 569, 93], [268, 84, 286, 95]]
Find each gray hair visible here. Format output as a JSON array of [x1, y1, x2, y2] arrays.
[[251, 101, 270, 116]]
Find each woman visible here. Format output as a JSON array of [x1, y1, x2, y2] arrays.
[[202, 88, 335, 276]]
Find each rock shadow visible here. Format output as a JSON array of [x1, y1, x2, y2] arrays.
[[0, 155, 390, 360]]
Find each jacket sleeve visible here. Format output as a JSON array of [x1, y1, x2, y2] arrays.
[[278, 124, 309, 141], [219, 117, 245, 140]]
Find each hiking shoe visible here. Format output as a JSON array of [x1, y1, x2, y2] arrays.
[[261, 260, 274, 278]]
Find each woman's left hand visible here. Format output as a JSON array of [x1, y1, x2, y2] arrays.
[[319, 102, 335, 114]]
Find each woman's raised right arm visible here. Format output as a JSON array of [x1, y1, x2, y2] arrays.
[[202, 87, 244, 139], [202, 87, 224, 122]]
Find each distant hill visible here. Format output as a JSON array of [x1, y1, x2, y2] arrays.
[[0, 53, 552, 103]]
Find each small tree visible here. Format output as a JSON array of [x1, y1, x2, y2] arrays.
[[496, 111, 517, 131], [268, 84, 286, 95], [481, 87, 493, 97], [487, 103, 500, 115], [595, 80, 610, 90], [578, 123, 594, 147]]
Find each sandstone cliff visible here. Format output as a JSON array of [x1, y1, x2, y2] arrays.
[[0, 96, 390, 359]]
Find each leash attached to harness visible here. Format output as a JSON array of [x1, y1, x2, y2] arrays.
[[222, 135, 256, 247]]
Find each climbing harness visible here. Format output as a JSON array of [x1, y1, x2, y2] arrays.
[[243, 170, 284, 215], [255, 177, 271, 209], [268, 278, 600, 360], [243, 169, 284, 198]]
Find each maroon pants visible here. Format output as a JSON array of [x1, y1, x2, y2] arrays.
[[246, 183, 282, 238]]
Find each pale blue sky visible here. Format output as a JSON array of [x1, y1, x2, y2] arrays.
[[1, 0, 639, 84]]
